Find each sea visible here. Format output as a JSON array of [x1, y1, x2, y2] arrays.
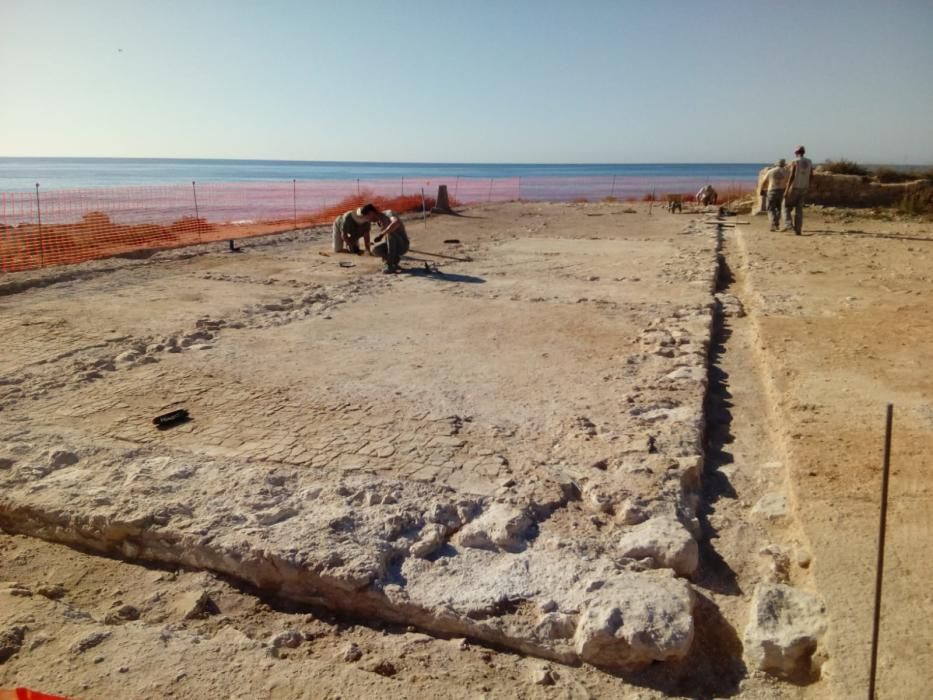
[[0, 157, 762, 193]]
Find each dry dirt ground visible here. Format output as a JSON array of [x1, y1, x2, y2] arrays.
[[0, 201, 930, 699]]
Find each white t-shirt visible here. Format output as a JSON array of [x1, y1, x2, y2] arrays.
[[792, 157, 813, 189]]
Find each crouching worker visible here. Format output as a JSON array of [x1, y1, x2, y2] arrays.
[[371, 208, 409, 274], [332, 203, 374, 254]]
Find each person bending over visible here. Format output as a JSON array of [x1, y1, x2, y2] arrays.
[[332, 203, 374, 254], [369, 208, 409, 274]]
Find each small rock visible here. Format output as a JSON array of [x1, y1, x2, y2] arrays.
[[341, 642, 363, 662], [530, 663, 558, 686], [538, 599, 558, 614], [409, 523, 447, 559], [114, 350, 139, 363], [795, 549, 812, 568], [752, 493, 789, 521], [0, 626, 27, 662], [104, 604, 140, 625], [0, 458, 14, 470], [70, 630, 111, 655], [534, 613, 576, 641], [47, 450, 79, 469], [457, 503, 532, 552], [35, 583, 66, 600], [269, 630, 303, 654], [174, 590, 219, 620], [368, 659, 397, 677], [759, 545, 791, 584]]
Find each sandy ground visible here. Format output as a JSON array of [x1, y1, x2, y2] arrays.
[[0, 201, 930, 699]]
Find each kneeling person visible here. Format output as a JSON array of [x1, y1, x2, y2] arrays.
[[370, 208, 409, 273], [332, 203, 374, 254]]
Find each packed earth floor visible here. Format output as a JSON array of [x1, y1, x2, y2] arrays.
[[0, 201, 930, 699]]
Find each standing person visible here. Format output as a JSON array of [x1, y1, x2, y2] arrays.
[[784, 145, 814, 235], [761, 158, 789, 231], [370, 207, 409, 273], [332, 203, 375, 254]]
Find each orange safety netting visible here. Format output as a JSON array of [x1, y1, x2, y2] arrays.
[[1, 176, 752, 273], [0, 689, 74, 700]]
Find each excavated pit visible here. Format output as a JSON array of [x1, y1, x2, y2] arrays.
[[0, 203, 723, 670]]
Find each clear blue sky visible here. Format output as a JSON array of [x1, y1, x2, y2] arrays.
[[2, 0, 931, 164]]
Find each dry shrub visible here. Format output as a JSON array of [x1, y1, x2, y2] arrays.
[[873, 167, 914, 184], [642, 192, 657, 202], [573, 197, 589, 203], [602, 196, 619, 203], [896, 185, 933, 216], [822, 159, 869, 176], [716, 185, 754, 204]]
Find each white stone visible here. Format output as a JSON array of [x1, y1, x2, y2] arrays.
[[456, 503, 532, 552], [744, 583, 826, 678], [573, 574, 694, 668], [618, 516, 699, 576]]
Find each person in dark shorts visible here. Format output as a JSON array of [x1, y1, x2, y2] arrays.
[[332, 203, 375, 254], [370, 208, 409, 273]]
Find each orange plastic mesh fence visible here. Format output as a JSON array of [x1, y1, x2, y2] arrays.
[[1, 176, 751, 273]]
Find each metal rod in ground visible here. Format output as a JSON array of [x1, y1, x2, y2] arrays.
[[191, 181, 201, 243], [293, 179, 297, 229], [868, 403, 894, 700], [610, 174, 617, 199], [488, 178, 493, 202], [408, 247, 471, 262], [357, 178, 360, 196], [35, 183, 45, 267], [421, 188, 427, 229]]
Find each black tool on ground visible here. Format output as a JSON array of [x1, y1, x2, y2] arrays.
[[443, 239, 461, 244], [228, 240, 241, 252], [153, 408, 189, 429]]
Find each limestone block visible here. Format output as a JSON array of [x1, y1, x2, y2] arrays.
[[744, 583, 826, 678], [573, 574, 694, 668], [456, 503, 532, 552], [618, 516, 699, 576]]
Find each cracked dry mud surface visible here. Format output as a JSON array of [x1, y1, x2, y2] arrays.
[[1, 201, 929, 698]]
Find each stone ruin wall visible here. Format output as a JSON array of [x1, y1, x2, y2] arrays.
[[752, 168, 929, 213]]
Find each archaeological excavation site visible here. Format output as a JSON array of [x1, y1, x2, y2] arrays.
[[2, 201, 930, 699]]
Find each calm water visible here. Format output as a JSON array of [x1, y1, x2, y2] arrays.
[[0, 157, 763, 192]]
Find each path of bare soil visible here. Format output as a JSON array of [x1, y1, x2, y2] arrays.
[[730, 207, 933, 699], [0, 201, 929, 699]]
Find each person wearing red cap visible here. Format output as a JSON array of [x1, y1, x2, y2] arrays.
[[783, 146, 813, 235]]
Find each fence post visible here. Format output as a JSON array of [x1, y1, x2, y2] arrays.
[[421, 187, 427, 229], [293, 179, 297, 230], [191, 181, 202, 243], [35, 183, 45, 267]]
